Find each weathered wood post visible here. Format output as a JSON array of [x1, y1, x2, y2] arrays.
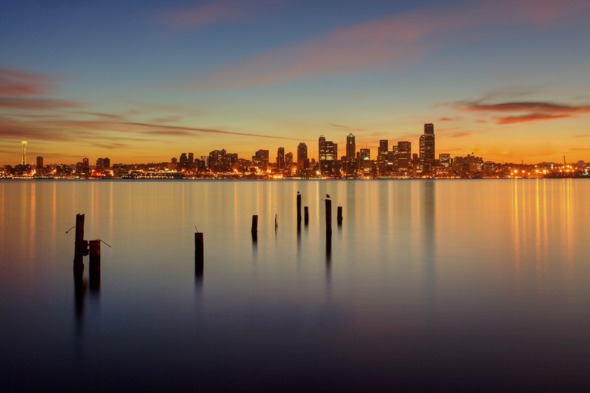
[[73, 214, 88, 270], [337, 206, 343, 226], [297, 193, 302, 226], [251, 215, 258, 242], [195, 232, 204, 279], [89, 240, 101, 292], [304, 206, 309, 226], [325, 199, 332, 236]]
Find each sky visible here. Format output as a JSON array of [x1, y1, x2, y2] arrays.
[[1, 0, 589, 165]]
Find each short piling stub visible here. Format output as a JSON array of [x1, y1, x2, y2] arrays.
[[337, 206, 343, 226], [89, 240, 101, 292], [304, 206, 309, 226], [195, 232, 204, 278], [251, 214, 258, 242], [325, 199, 332, 236]]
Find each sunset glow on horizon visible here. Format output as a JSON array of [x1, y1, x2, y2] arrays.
[[1, 0, 589, 165]]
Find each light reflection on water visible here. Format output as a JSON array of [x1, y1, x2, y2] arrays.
[[1, 179, 590, 392]]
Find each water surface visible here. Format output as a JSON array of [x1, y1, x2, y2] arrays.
[[1, 179, 589, 392]]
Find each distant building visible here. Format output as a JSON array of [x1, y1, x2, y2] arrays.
[[397, 141, 411, 171], [319, 136, 337, 175], [252, 149, 269, 170], [36, 156, 44, 175], [285, 152, 293, 168], [420, 123, 435, 173], [276, 147, 285, 169], [439, 153, 451, 168], [346, 133, 356, 159], [297, 143, 308, 171]]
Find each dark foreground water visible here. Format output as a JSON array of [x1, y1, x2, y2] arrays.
[[1, 179, 589, 392]]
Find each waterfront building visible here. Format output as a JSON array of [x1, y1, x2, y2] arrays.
[[397, 141, 412, 172], [319, 136, 337, 175], [346, 133, 356, 159], [420, 123, 435, 173], [297, 143, 308, 171], [276, 147, 285, 169]]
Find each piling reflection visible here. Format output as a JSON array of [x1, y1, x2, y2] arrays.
[[74, 266, 86, 331]]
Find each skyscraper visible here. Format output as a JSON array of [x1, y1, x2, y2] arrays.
[[36, 156, 44, 175], [276, 147, 285, 169], [297, 143, 308, 171], [420, 123, 435, 173], [319, 135, 337, 175], [397, 141, 411, 171], [378, 140, 388, 161], [346, 133, 356, 159]]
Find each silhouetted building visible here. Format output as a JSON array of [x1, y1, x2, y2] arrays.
[[253, 149, 269, 170], [96, 157, 111, 169], [297, 143, 308, 171], [285, 152, 293, 168], [36, 156, 44, 175], [346, 133, 356, 159], [439, 153, 451, 168], [397, 141, 411, 171], [276, 147, 285, 169], [420, 123, 435, 173], [319, 136, 337, 175]]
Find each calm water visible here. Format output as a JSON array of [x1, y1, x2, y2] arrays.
[[1, 179, 589, 392]]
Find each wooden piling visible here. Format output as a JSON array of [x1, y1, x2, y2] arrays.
[[195, 232, 204, 278], [325, 199, 332, 235], [304, 206, 309, 226], [297, 194, 302, 225], [251, 215, 258, 242], [337, 206, 343, 226], [89, 240, 101, 292], [73, 214, 87, 268]]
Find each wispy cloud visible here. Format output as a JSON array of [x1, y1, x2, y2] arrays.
[[195, 0, 590, 89], [0, 67, 82, 111], [0, 67, 54, 96], [161, 0, 281, 29], [0, 116, 301, 144], [448, 132, 471, 138], [458, 100, 590, 124], [0, 97, 82, 110]]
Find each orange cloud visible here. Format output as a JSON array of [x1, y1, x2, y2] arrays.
[[458, 100, 590, 124], [0, 67, 54, 96]]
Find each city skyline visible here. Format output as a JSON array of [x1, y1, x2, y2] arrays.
[[2, 0, 590, 164]]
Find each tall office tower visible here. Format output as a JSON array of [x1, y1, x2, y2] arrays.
[[179, 153, 188, 169], [36, 156, 44, 174], [319, 135, 337, 174], [285, 152, 293, 167], [397, 141, 411, 171], [378, 140, 388, 161], [276, 147, 285, 169], [83, 157, 89, 173], [96, 158, 105, 169], [346, 133, 356, 159], [297, 142, 308, 171], [420, 123, 435, 173], [21, 141, 27, 165], [188, 153, 194, 168]]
